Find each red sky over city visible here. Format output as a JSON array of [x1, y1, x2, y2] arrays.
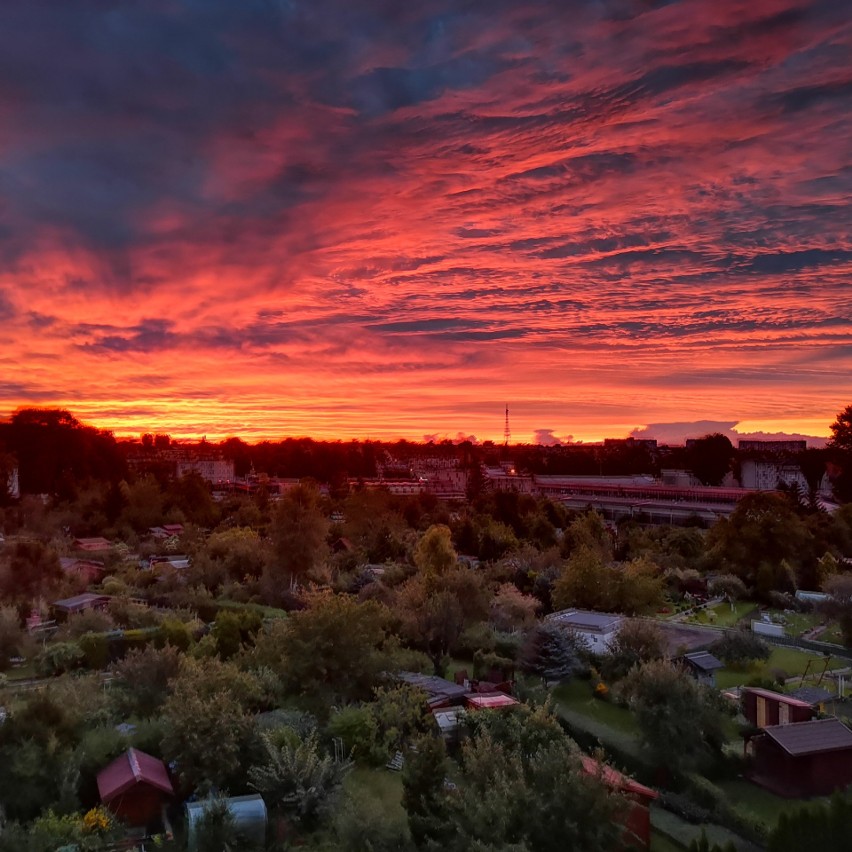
[[1, 0, 850, 443]]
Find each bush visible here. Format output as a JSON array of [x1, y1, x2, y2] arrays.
[[456, 622, 496, 657], [710, 630, 771, 667], [328, 705, 377, 761], [36, 641, 85, 676], [78, 632, 109, 669]]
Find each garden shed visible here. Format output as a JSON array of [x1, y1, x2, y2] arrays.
[[750, 718, 852, 797], [97, 748, 174, 828], [185, 794, 267, 850], [742, 687, 814, 728]]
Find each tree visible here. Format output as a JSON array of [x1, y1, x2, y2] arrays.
[[519, 622, 586, 684], [270, 484, 329, 587], [602, 619, 666, 683], [768, 792, 852, 851], [707, 492, 809, 591], [405, 705, 622, 852], [414, 524, 457, 575], [258, 591, 396, 708], [620, 660, 729, 775], [708, 574, 747, 605], [828, 404, 852, 453], [402, 734, 452, 849], [709, 629, 771, 667], [552, 546, 611, 611], [562, 511, 612, 560], [0, 607, 25, 672], [248, 730, 351, 828], [822, 574, 852, 646], [161, 659, 262, 793], [687, 433, 734, 486], [490, 583, 540, 632], [113, 644, 183, 717], [397, 581, 465, 676], [0, 540, 62, 603]]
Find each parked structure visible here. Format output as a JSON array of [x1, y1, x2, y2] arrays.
[[52, 592, 111, 617], [97, 748, 174, 828]]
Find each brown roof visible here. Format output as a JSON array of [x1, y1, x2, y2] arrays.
[[762, 719, 852, 756], [97, 748, 174, 802]]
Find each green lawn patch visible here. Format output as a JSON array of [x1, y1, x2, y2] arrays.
[[686, 601, 755, 628], [552, 680, 640, 736], [651, 828, 686, 851], [344, 766, 406, 821], [715, 780, 794, 830], [715, 646, 843, 690]]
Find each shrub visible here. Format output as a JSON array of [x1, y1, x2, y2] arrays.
[[36, 641, 85, 676], [78, 632, 109, 669]]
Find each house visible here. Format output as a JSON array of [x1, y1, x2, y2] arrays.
[[741, 687, 815, 729], [680, 651, 724, 687], [580, 755, 658, 850], [52, 593, 111, 617], [97, 748, 174, 828], [547, 609, 623, 653], [749, 718, 852, 797], [72, 537, 113, 552], [185, 795, 267, 852]]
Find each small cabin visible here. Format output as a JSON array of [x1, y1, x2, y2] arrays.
[[750, 718, 852, 798], [97, 748, 174, 828], [680, 651, 723, 687]]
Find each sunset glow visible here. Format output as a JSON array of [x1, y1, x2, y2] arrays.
[[1, 0, 850, 443]]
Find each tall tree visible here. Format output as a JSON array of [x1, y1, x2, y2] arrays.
[[687, 433, 734, 486], [271, 484, 329, 587]]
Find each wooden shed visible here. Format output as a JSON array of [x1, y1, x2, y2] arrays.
[[97, 748, 174, 828], [741, 687, 814, 728], [750, 718, 852, 797]]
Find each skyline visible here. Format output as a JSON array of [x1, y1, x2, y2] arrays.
[[1, 0, 851, 443]]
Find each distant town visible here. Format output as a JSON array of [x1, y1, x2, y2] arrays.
[[0, 405, 851, 852]]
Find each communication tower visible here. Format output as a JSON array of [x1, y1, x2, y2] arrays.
[[503, 405, 511, 447]]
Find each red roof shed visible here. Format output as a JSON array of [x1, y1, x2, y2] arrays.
[[97, 748, 174, 827], [580, 755, 658, 850]]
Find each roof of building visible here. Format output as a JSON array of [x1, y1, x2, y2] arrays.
[[548, 609, 622, 632], [580, 755, 658, 801], [743, 687, 812, 709], [397, 671, 470, 700], [52, 593, 111, 612], [787, 686, 835, 706], [682, 651, 724, 672], [432, 707, 464, 734], [73, 537, 112, 551], [97, 748, 174, 802], [465, 692, 520, 710], [762, 719, 852, 756]]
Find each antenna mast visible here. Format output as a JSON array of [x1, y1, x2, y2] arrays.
[[503, 404, 511, 447]]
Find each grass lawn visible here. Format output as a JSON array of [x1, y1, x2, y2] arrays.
[[715, 646, 844, 690], [344, 766, 407, 821], [651, 829, 686, 851], [685, 600, 755, 628], [552, 679, 640, 736], [716, 779, 793, 829]]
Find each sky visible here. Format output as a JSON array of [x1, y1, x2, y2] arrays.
[[0, 0, 850, 444]]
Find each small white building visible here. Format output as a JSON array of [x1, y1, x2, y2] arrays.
[[547, 609, 623, 653]]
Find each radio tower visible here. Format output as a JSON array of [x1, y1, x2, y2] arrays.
[[503, 404, 511, 447]]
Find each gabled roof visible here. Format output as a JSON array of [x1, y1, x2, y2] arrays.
[[52, 593, 111, 612], [97, 748, 174, 802], [397, 671, 469, 701], [682, 651, 723, 672], [762, 719, 852, 756], [787, 686, 834, 706], [743, 687, 812, 709]]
